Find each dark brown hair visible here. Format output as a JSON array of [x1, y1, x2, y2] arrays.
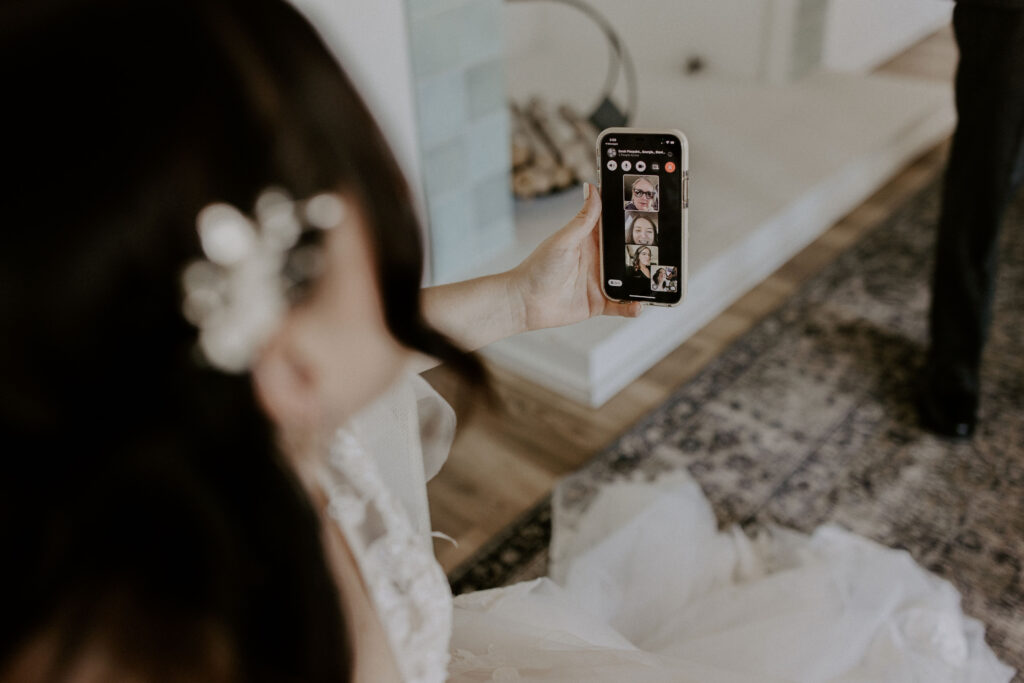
[[1, 0, 484, 680], [631, 245, 653, 272]]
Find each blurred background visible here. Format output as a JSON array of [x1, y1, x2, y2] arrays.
[[272, 11, 1024, 666], [291, 0, 954, 409]]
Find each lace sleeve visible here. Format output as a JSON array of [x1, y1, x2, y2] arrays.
[[318, 427, 453, 683], [341, 373, 456, 539]]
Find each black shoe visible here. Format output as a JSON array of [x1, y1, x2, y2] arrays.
[[916, 375, 978, 440]]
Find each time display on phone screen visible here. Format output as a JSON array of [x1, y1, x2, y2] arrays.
[[599, 131, 686, 306]]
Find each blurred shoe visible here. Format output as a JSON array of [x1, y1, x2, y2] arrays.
[[917, 373, 977, 439]]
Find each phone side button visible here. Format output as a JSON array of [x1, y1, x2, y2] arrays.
[[608, 279, 622, 287]]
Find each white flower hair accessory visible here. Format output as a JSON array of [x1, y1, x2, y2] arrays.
[[181, 187, 346, 373]]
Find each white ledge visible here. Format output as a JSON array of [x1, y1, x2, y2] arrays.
[[466, 70, 954, 407]]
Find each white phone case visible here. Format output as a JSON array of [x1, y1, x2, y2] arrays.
[[597, 127, 689, 307]]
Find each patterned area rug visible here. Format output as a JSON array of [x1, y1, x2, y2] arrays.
[[448, 178, 1024, 673]]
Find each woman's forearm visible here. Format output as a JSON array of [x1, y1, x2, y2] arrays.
[[408, 185, 638, 374], [411, 270, 527, 372]]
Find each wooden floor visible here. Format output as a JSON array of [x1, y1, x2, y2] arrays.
[[423, 25, 960, 573]]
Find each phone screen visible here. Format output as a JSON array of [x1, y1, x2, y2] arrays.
[[599, 130, 686, 306]]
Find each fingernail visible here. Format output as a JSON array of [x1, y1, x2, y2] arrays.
[[582, 182, 590, 201]]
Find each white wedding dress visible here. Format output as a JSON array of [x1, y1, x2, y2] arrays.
[[319, 374, 1014, 683]]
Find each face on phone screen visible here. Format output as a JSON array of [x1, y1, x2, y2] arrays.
[[599, 131, 686, 305]]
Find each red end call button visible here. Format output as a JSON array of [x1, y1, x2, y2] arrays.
[[665, 161, 676, 173]]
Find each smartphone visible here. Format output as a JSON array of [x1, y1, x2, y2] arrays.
[[597, 128, 688, 306]]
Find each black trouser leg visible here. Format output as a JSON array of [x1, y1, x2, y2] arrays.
[[926, 4, 1024, 423]]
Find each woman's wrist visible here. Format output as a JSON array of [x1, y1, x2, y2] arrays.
[[420, 269, 531, 354], [503, 264, 539, 334]]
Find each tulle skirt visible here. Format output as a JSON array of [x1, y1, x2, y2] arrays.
[[449, 472, 1013, 682]]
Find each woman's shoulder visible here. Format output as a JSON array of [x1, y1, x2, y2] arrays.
[[339, 371, 456, 535]]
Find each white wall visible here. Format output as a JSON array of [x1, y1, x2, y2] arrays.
[[504, 0, 770, 90], [504, 0, 953, 97], [823, 0, 952, 72], [288, 0, 427, 221]]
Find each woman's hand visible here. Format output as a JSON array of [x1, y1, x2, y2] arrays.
[[509, 183, 642, 332], [414, 184, 641, 373]]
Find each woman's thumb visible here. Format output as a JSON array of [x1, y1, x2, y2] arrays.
[[566, 182, 602, 237]]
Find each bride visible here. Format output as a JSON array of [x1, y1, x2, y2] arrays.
[[2, 1, 1012, 681]]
